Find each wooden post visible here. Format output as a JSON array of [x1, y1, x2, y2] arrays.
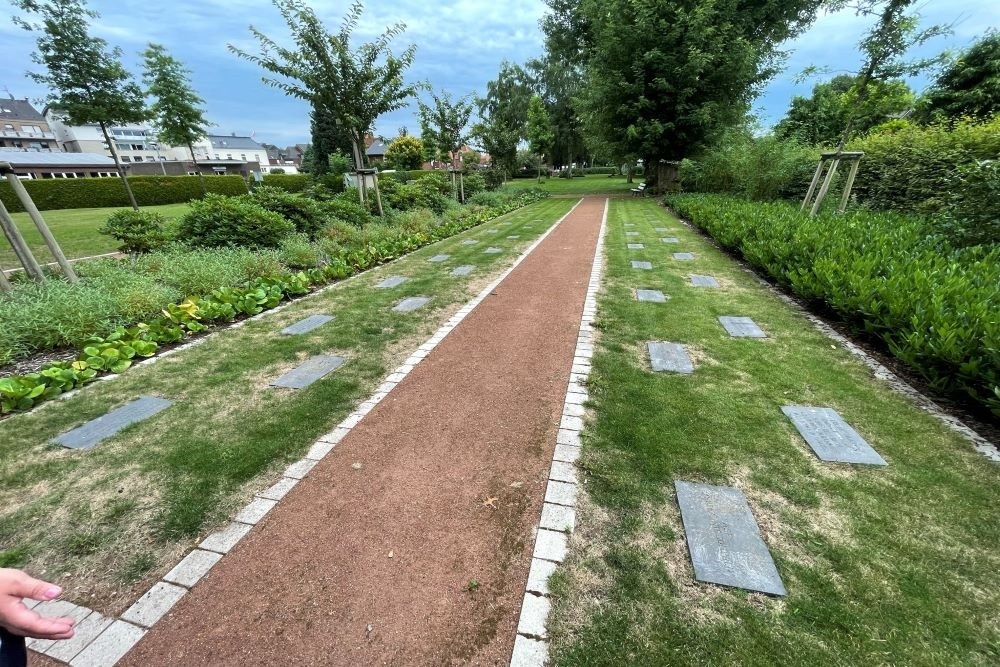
[[800, 159, 826, 213], [0, 258, 12, 292], [371, 170, 384, 217], [459, 172, 465, 203], [3, 171, 78, 281], [0, 195, 45, 282], [838, 159, 862, 213], [810, 158, 841, 217]]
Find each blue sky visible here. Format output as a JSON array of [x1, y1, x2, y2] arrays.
[[2, 0, 996, 147]]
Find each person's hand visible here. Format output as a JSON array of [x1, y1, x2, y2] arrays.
[[0, 569, 75, 640]]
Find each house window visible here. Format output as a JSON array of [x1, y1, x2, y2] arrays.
[[240, 153, 247, 160], [2, 124, 13, 131], [134, 156, 144, 162], [214, 153, 220, 159], [121, 156, 131, 162], [226, 153, 233, 159]]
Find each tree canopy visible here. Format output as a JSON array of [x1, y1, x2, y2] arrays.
[[417, 89, 474, 167], [142, 43, 209, 172], [472, 62, 533, 178], [385, 134, 424, 170], [916, 32, 1000, 123]]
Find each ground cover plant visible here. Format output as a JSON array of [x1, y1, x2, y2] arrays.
[[547, 198, 999, 665], [0, 197, 575, 613], [665, 193, 1000, 416]]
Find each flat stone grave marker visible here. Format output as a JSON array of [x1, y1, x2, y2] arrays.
[[690, 274, 720, 288], [54, 396, 174, 450], [376, 276, 407, 289], [484, 247, 502, 254], [624, 223, 635, 227], [631, 261, 652, 270], [271, 355, 346, 389], [655, 227, 669, 232], [636, 289, 667, 303], [719, 316, 766, 338], [675, 480, 787, 596], [451, 265, 474, 277], [625, 231, 639, 236], [507, 235, 520, 239], [486, 229, 499, 233], [673, 252, 695, 261], [647, 341, 693, 374], [461, 239, 478, 245], [280, 314, 334, 335], [428, 254, 450, 263], [661, 237, 680, 243], [627, 243, 644, 249], [781, 406, 887, 465], [393, 296, 431, 312]]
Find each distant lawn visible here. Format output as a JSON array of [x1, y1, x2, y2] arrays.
[[1, 203, 191, 269], [503, 174, 638, 195]]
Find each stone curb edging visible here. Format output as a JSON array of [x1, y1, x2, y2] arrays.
[[26, 198, 585, 667], [510, 198, 609, 666]]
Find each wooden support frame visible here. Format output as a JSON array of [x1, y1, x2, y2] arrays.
[[800, 151, 864, 217]]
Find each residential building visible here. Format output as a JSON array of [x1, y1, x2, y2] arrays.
[[192, 134, 273, 172], [366, 138, 388, 165], [0, 99, 59, 153], [44, 109, 190, 165], [0, 149, 116, 179]]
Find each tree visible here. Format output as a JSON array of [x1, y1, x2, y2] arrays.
[[230, 0, 419, 214], [417, 89, 474, 169], [142, 43, 210, 193], [525, 95, 554, 181], [472, 61, 532, 179], [309, 101, 353, 176], [385, 134, 424, 170], [775, 75, 914, 144], [916, 32, 1000, 123], [15, 0, 148, 209]]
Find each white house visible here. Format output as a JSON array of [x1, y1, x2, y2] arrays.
[[43, 110, 191, 166], [192, 134, 279, 173]]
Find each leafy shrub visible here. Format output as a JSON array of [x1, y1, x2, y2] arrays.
[[98, 209, 172, 254], [176, 194, 295, 249], [261, 173, 311, 192], [0, 175, 246, 212], [935, 160, 999, 248], [269, 168, 286, 175], [246, 186, 327, 239], [320, 192, 373, 227], [467, 191, 505, 208], [462, 172, 486, 199], [667, 193, 1000, 415], [279, 233, 323, 269]]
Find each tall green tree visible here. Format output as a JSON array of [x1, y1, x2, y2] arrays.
[[142, 43, 209, 192], [916, 32, 1000, 123], [230, 0, 419, 213], [15, 0, 147, 209], [417, 89, 474, 168], [309, 101, 353, 176], [525, 94, 554, 181], [472, 62, 532, 179]]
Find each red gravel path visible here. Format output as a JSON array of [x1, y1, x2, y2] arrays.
[[120, 197, 606, 666]]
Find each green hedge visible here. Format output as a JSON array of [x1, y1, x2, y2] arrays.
[[0, 175, 247, 212], [666, 193, 1000, 416], [260, 173, 312, 193]]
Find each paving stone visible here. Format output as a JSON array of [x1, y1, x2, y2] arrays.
[[510, 635, 549, 667], [393, 296, 431, 312], [675, 480, 787, 596], [549, 460, 578, 484], [534, 528, 568, 562], [234, 497, 277, 525], [280, 314, 334, 335], [559, 414, 584, 431], [270, 355, 346, 389], [461, 239, 478, 245], [719, 316, 766, 338], [305, 439, 335, 460], [28, 601, 92, 654], [526, 557, 558, 595], [564, 392, 587, 405], [451, 265, 475, 276], [428, 254, 450, 262], [517, 593, 551, 638], [631, 261, 652, 270], [540, 502, 576, 532], [484, 247, 502, 254], [200, 521, 253, 553], [690, 274, 720, 287], [163, 549, 223, 588], [782, 406, 887, 465], [70, 620, 145, 667], [54, 396, 173, 450], [556, 429, 580, 446], [120, 582, 186, 627], [545, 480, 578, 507], [284, 458, 318, 479], [376, 275, 407, 288], [257, 476, 299, 501], [673, 252, 695, 260], [648, 341, 694, 374], [661, 237, 680, 243], [44, 609, 113, 662], [636, 289, 667, 303]]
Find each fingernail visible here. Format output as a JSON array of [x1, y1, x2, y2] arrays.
[[43, 586, 62, 599]]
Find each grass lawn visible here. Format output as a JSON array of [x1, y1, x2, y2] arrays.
[[548, 198, 999, 664], [0, 198, 575, 615], [503, 174, 638, 196], [0, 203, 191, 268]]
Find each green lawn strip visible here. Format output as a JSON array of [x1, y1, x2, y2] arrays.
[[0, 197, 576, 614], [503, 174, 637, 196], [0, 203, 191, 267], [548, 198, 999, 665]]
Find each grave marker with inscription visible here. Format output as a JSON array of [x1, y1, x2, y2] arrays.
[[636, 289, 667, 303], [54, 396, 173, 450], [690, 275, 720, 288], [673, 252, 695, 261], [661, 237, 679, 243], [270, 355, 347, 389], [428, 254, 449, 263], [719, 316, 766, 338], [280, 314, 334, 335], [628, 243, 644, 249], [393, 296, 431, 312], [376, 276, 407, 289], [632, 261, 652, 270], [451, 265, 474, 276], [647, 341, 693, 373], [782, 406, 886, 465]]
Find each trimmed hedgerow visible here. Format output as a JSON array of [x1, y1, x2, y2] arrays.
[[0, 175, 247, 212], [260, 173, 311, 192]]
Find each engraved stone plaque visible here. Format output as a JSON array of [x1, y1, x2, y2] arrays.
[[428, 254, 449, 263], [393, 296, 431, 312], [655, 227, 669, 232], [461, 239, 478, 245], [719, 316, 766, 338], [782, 406, 887, 465], [690, 274, 720, 287], [627, 243, 644, 249], [280, 314, 334, 335], [54, 396, 174, 449], [661, 237, 679, 243], [632, 261, 652, 270], [647, 341, 693, 374], [451, 265, 475, 276], [625, 231, 639, 236], [484, 247, 502, 254], [673, 252, 695, 260], [636, 289, 667, 303], [271, 355, 346, 389], [376, 276, 407, 288], [675, 480, 787, 596]]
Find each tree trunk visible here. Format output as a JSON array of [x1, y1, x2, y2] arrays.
[[188, 142, 208, 196], [100, 122, 139, 210]]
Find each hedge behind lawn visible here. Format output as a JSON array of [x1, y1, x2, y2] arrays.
[[0, 175, 248, 212]]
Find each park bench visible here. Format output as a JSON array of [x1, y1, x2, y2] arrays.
[[631, 182, 647, 197]]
